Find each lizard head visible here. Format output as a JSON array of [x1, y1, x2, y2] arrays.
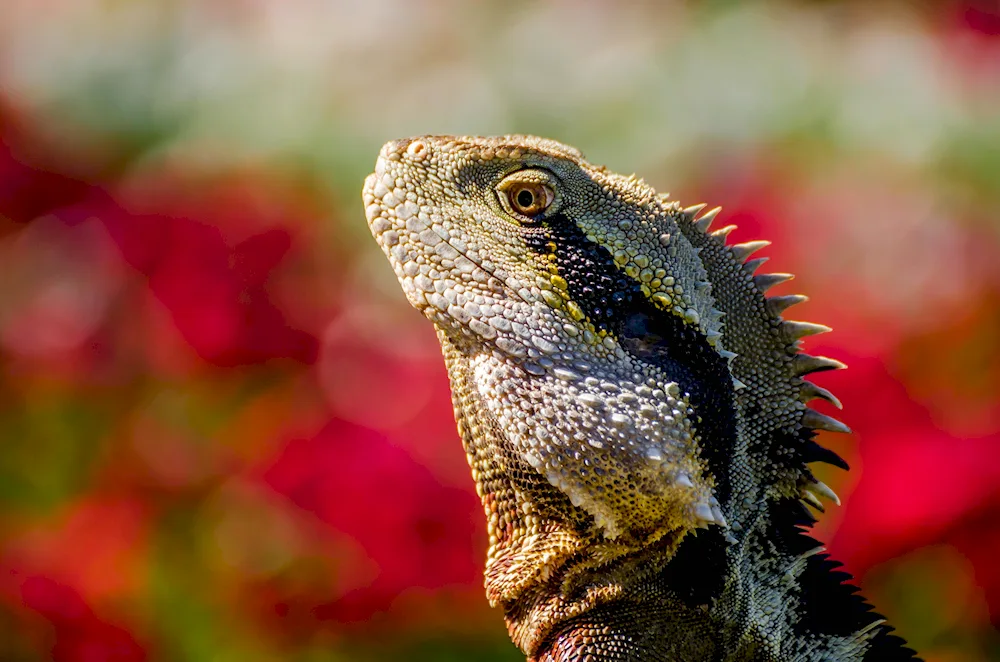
[[363, 136, 722, 344], [364, 135, 734, 542]]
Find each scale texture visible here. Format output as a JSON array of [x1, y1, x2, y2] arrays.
[[363, 135, 921, 661]]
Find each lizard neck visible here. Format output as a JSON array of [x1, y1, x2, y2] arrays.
[[441, 329, 911, 660], [527, 495, 915, 661], [439, 328, 720, 657]]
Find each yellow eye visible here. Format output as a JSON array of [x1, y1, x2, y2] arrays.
[[507, 182, 554, 218], [496, 169, 560, 223]]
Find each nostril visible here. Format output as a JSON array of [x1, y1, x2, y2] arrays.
[[380, 138, 412, 159], [405, 139, 428, 160], [380, 137, 430, 163]]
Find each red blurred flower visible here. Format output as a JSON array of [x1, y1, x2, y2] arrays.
[[959, 1, 1000, 37], [829, 351, 1000, 584], [3, 497, 149, 605], [0, 124, 319, 369], [262, 418, 481, 622], [20, 576, 146, 662]]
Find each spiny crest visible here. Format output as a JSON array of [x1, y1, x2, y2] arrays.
[[679, 203, 851, 509]]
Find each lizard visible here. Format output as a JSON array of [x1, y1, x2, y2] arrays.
[[362, 135, 921, 661]]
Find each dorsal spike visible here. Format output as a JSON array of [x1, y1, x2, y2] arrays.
[[808, 479, 841, 506], [730, 240, 770, 262], [782, 321, 832, 340], [710, 224, 737, 239], [795, 500, 820, 524], [693, 206, 722, 233], [792, 354, 847, 376], [857, 619, 888, 637], [799, 545, 827, 561], [766, 294, 808, 316], [802, 439, 850, 470], [801, 491, 826, 512], [802, 409, 852, 434], [754, 273, 795, 293], [799, 382, 843, 409], [743, 257, 769, 274], [682, 203, 707, 219]]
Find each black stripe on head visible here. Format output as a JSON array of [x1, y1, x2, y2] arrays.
[[525, 213, 738, 503]]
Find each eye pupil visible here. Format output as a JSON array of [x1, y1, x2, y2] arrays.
[[500, 175, 555, 222], [516, 189, 535, 208]]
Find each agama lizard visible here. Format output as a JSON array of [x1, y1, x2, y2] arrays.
[[363, 135, 920, 661]]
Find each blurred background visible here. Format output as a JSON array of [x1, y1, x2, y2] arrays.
[[0, 1, 998, 660]]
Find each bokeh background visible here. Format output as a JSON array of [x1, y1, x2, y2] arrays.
[[0, 1, 998, 660]]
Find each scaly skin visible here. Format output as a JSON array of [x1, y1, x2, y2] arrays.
[[363, 135, 920, 661]]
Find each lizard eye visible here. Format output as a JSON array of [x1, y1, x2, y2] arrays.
[[507, 183, 553, 217], [497, 171, 558, 223]]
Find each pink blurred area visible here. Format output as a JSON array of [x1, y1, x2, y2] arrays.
[[0, 106, 490, 660], [0, 1, 998, 661]]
